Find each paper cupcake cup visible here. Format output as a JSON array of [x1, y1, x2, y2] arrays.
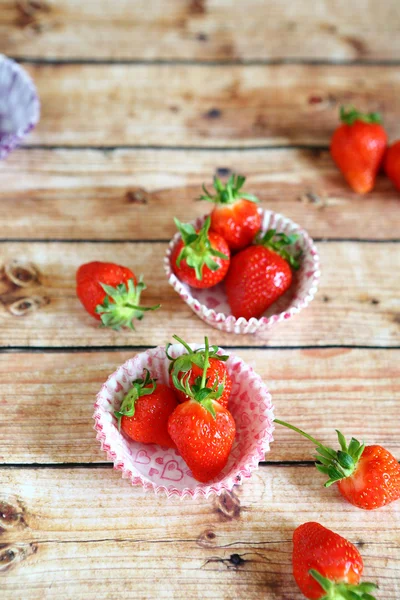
[[93, 343, 274, 499], [164, 210, 320, 334], [0, 55, 40, 159]]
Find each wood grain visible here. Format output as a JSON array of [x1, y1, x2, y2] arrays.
[[0, 241, 398, 348], [2, 148, 399, 241], [0, 467, 399, 599], [0, 348, 398, 464], [18, 63, 400, 147], [1, 0, 400, 61]]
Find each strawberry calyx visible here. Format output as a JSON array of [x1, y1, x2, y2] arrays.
[[198, 173, 259, 205], [340, 106, 382, 126], [256, 229, 302, 270], [174, 216, 229, 280], [114, 369, 157, 430], [171, 337, 225, 418], [274, 419, 366, 487], [95, 277, 160, 331], [166, 334, 228, 379], [310, 569, 378, 600]]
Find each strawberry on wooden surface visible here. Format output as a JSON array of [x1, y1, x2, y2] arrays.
[[76, 261, 160, 330], [166, 335, 232, 407], [199, 174, 261, 252], [115, 369, 178, 449], [330, 106, 387, 194], [224, 229, 301, 320], [275, 419, 400, 510], [384, 140, 400, 191], [293, 522, 377, 600], [167, 338, 235, 483], [171, 216, 230, 288]]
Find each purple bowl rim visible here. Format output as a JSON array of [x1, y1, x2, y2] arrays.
[[0, 54, 40, 155]]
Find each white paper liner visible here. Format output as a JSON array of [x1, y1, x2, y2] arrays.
[[0, 55, 40, 159], [93, 344, 274, 499], [164, 210, 320, 334]]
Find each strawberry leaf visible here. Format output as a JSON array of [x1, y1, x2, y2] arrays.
[[274, 420, 367, 487], [340, 105, 382, 126], [114, 369, 157, 430], [173, 216, 229, 281], [95, 278, 160, 331], [256, 229, 302, 270], [198, 173, 259, 205], [310, 570, 378, 600]]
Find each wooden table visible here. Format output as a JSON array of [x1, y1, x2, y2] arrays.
[[0, 2, 399, 598]]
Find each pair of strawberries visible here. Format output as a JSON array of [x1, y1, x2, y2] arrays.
[[115, 336, 235, 483], [171, 174, 301, 320], [331, 106, 400, 193], [275, 418, 400, 598]]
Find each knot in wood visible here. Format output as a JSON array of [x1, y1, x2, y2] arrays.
[[4, 259, 39, 287], [214, 489, 241, 520], [0, 495, 26, 532], [8, 295, 49, 317]]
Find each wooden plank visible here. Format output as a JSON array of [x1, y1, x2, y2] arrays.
[[1, 0, 400, 61], [0, 467, 399, 599], [2, 148, 399, 241], [0, 349, 398, 464], [17, 64, 400, 147], [0, 241, 398, 348]]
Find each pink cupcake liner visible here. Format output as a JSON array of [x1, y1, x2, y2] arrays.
[[0, 55, 40, 159], [164, 210, 320, 334], [93, 343, 275, 499]]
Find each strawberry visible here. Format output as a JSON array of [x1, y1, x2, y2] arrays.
[[293, 522, 377, 600], [171, 216, 230, 288], [167, 338, 236, 483], [76, 261, 159, 330], [115, 369, 178, 449], [384, 140, 400, 191], [224, 229, 301, 320], [166, 334, 232, 407], [275, 419, 400, 510], [199, 174, 261, 252], [330, 106, 387, 194]]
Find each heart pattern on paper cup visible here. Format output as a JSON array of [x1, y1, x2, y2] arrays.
[[94, 344, 275, 498], [164, 210, 320, 335]]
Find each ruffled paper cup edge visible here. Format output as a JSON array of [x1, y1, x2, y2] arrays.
[[93, 344, 275, 499], [164, 210, 320, 334]]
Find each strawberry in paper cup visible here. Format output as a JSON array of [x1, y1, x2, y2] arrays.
[[93, 340, 274, 498], [165, 210, 320, 335], [0, 55, 40, 159]]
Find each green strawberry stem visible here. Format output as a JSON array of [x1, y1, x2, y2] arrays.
[[172, 336, 225, 418], [174, 215, 229, 280], [256, 229, 302, 270], [165, 334, 229, 378], [114, 369, 157, 430], [274, 419, 366, 487], [340, 106, 382, 126], [310, 569, 378, 600], [198, 173, 259, 204], [95, 277, 160, 331]]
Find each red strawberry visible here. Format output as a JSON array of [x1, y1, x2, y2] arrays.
[[199, 174, 261, 252], [293, 522, 377, 600], [171, 216, 230, 288], [224, 229, 301, 320], [115, 369, 178, 449], [384, 140, 400, 191], [166, 335, 231, 407], [167, 338, 236, 483], [275, 419, 400, 510], [330, 106, 387, 194], [76, 261, 159, 330]]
